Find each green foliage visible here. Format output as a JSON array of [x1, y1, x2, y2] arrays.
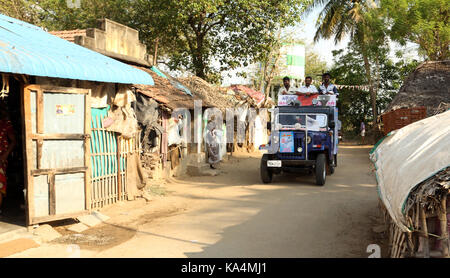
[[0, 0, 39, 23], [36, 0, 133, 30], [155, 0, 312, 82], [330, 42, 419, 134], [305, 47, 328, 78], [26, 0, 312, 83], [380, 0, 450, 60]]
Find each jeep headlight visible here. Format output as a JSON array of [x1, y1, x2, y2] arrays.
[[306, 136, 312, 144], [297, 147, 303, 153]]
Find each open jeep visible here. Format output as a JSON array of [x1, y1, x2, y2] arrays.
[[259, 95, 339, 186]]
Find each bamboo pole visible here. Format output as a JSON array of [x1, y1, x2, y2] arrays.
[[420, 205, 430, 258], [93, 116, 99, 208], [105, 125, 110, 205], [439, 194, 449, 257]]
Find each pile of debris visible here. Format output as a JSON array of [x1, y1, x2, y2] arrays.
[[385, 60, 450, 117], [229, 85, 268, 108], [141, 152, 162, 179]]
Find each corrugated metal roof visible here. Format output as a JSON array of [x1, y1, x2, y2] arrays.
[[0, 14, 154, 85]]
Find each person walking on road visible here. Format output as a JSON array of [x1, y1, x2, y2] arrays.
[[205, 118, 221, 169], [360, 121, 366, 145]]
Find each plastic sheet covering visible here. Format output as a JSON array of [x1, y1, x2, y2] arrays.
[[370, 110, 450, 231], [167, 118, 182, 146]]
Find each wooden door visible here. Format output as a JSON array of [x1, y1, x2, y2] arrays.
[[22, 85, 91, 225]]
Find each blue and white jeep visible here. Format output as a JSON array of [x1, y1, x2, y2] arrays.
[[259, 96, 339, 185]]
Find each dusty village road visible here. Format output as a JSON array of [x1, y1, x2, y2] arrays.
[[10, 144, 383, 258]]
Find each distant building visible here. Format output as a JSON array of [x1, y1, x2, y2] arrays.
[[278, 43, 306, 85]]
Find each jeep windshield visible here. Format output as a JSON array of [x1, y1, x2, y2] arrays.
[[276, 113, 328, 131]]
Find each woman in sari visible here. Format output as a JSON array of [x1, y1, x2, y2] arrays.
[[205, 118, 221, 169], [0, 103, 16, 215]]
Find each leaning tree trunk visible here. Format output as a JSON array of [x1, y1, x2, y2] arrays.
[[362, 52, 377, 128]]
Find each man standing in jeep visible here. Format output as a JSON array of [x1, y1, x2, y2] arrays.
[[279, 76, 298, 95], [299, 76, 318, 96], [319, 73, 339, 96]]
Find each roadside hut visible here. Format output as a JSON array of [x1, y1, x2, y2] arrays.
[[381, 60, 450, 134], [0, 14, 154, 227]]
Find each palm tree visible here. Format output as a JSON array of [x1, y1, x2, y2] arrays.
[[305, 0, 380, 127]]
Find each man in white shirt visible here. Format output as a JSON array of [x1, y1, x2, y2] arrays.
[[278, 76, 298, 95], [298, 76, 318, 96]]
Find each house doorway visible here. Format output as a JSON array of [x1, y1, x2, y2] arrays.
[[0, 75, 26, 230]]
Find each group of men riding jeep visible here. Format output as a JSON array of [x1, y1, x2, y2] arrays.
[[278, 72, 339, 97]]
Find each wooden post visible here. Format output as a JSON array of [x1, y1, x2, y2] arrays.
[[420, 205, 430, 258], [117, 135, 122, 201], [36, 89, 44, 169], [84, 91, 92, 211], [48, 172, 56, 215], [21, 85, 34, 226], [439, 194, 449, 257]]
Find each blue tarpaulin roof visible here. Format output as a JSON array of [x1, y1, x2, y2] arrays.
[[0, 14, 154, 85], [150, 66, 192, 96]]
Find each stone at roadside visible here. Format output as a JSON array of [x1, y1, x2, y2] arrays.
[[77, 214, 102, 227], [32, 224, 61, 242], [67, 223, 89, 233]]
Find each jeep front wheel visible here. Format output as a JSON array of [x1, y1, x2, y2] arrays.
[[315, 153, 326, 186], [260, 154, 273, 183]]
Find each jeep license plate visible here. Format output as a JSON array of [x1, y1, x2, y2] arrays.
[[267, 160, 282, 167]]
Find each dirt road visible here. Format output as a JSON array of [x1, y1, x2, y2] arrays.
[[10, 144, 382, 258]]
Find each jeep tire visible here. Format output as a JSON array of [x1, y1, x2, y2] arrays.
[[260, 154, 273, 183], [315, 153, 326, 186]]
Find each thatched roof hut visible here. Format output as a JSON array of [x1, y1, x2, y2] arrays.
[[178, 76, 239, 110], [133, 67, 195, 110], [385, 60, 450, 116]]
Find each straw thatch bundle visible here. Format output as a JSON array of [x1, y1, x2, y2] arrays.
[[178, 76, 239, 110]]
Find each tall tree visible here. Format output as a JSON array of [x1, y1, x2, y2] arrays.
[[330, 42, 420, 133], [26, 0, 311, 83], [154, 0, 311, 83], [305, 47, 328, 78], [0, 0, 39, 23], [305, 0, 383, 127], [380, 0, 449, 60]]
